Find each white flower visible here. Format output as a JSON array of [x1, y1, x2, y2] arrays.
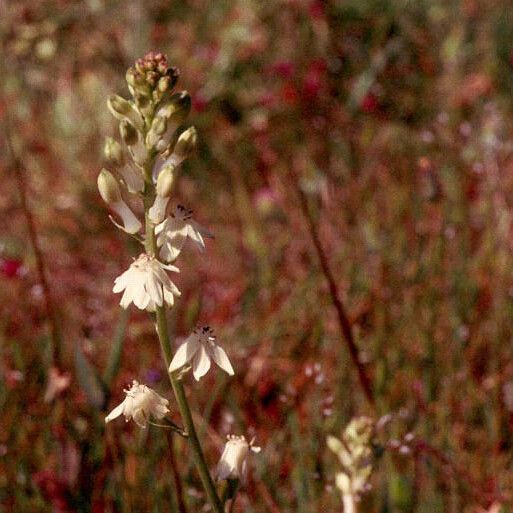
[[216, 435, 261, 482], [155, 205, 213, 262], [169, 326, 234, 381], [105, 380, 170, 428], [113, 253, 180, 311]]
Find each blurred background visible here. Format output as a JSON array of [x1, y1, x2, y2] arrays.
[[1, 0, 513, 512]]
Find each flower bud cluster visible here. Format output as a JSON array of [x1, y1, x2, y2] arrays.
[[126, 52, 179, 103], [327, 417, 375, 503], [98, 52, 197, 240]]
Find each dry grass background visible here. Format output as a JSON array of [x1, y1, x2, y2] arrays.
[[1, 1, 513, 512]]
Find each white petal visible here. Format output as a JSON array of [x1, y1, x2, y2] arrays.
[[113, 270, 130, 293], [132, 409, 148, 428], [160, 262, 180, 273], [169, 334, 200, 372], [163, 280, 181, 298], [216, 459, 232, 481], [151, 402, 170, 419], [192, 345, 211, 381], [209, 344, 234, 376], [132, 281, 150, 310], [105, 401, 126, 423], [159, 222, 188, 261], [111, 201, 142, 234], [190, 220, 214, 239], [152, 157, 165, 182], [145, 275, 163, 307]]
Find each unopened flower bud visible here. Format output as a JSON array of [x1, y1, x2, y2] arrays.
[[146, 116, 167, 148], [157, 91, 191, 120], [119, 120, 139, 146], [108, 95, 131, 116], [149, 164, 175, 223], [153, 92, 192, 153], [98, 169, 142, 234], [173, 126, 197, 162], [156, 164, 175, 198], [104, 137, 124, 166], [107, 95, 144, 131], [134, 93, 152, 117], [148, 196, 169, 224], [126, 68, 151, 98], [98, 169, 122, 204], [157, 76, 170, 93], [119, 164, 144, 193]]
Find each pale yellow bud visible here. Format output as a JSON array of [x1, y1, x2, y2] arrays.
[[104, 137, 124, 166], [107, 95, 144, 131], [156, 164, 175, 198], [107, 95, 131, 116], [154, 92, 192, 153], [119, 120, 138, 146], [173, 126, 197, 161], [146, 116, 168, 148], [157, 91, 191, 120], [98, 169, 121, 204]]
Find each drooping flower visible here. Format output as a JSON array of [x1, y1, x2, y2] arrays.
[[105, 380, 170, 428], [113, 253, 180, 311], [169, 326, 234, 381], [216, 435, 261, 482], [97, 169, 142, 234], [156, 205, 212, 262]]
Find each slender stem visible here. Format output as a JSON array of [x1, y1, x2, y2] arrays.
[[342, 494, 356, 513], [144, 185, 224, 513], [4, 117, 63, 367], [166, 432, 188, 513], [296, 186, 375, 407]]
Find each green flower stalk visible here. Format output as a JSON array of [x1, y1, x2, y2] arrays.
[[99, 52, 256, 513]]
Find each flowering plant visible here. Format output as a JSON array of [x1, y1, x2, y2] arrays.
[[99, 52, 258, 513]]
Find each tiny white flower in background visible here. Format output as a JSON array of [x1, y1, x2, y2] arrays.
[[113, 253, 180, 311], [169, 325, 234, 381], [43, 367, 71, 403], [216, 435, 261, 482], [156, 205, 213, 262], [105, 380, 170, 428]]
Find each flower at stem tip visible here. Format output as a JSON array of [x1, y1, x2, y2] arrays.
[[113, 253, 180, 311], [216, 435, 261, 482], [169, 326, 234, 381], [105, 380, 170, 428]]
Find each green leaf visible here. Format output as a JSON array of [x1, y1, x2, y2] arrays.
[[74, 344, 105, 408]]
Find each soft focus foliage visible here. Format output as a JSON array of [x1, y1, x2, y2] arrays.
[[1, 1, 513, 512]]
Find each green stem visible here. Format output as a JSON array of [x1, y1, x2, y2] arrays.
[[144, 187, 224, 513]]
